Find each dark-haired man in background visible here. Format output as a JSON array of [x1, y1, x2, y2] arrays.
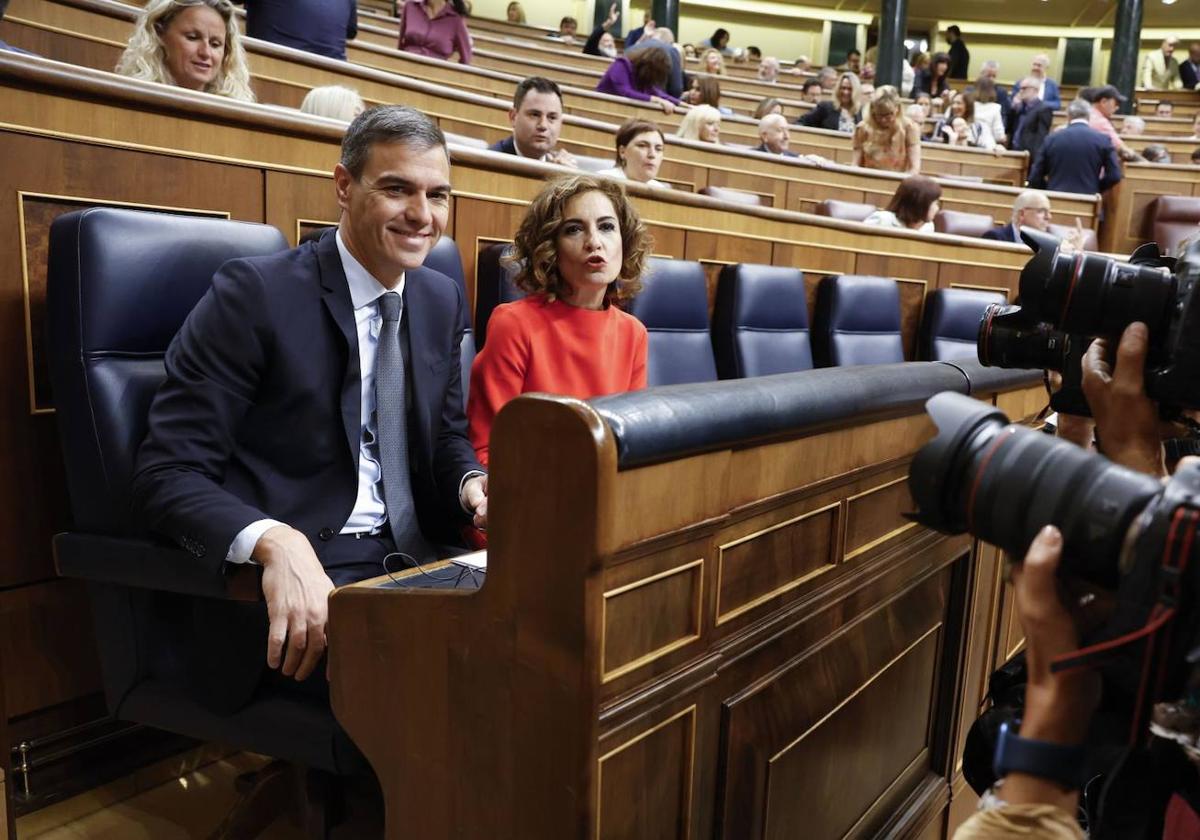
[[488, 76, 578, 167], [946, 25, 969, 79], [235, 0, 358, 60]]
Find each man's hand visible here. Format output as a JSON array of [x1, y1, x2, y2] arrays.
[[462, 474, 488, 530], [603, 2, 618, 30], [1081, 322, 1167, 477], [547, 148, 579, 168], [253, 525, 335, 681]]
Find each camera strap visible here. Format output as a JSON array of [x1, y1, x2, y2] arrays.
[[1051, 507, 1200, 743]]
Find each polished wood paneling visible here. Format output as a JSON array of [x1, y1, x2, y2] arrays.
[[844, 472, 918, 561]]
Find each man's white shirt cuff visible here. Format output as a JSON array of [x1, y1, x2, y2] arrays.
[[225, 518, 285, 564]]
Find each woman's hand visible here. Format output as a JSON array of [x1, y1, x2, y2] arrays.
[[651, 96, 676, 114]]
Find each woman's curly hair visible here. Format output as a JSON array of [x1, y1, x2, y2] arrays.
[[116, 0, 255, 102], [506, 175, 650, 306]]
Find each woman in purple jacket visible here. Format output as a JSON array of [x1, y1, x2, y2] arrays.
[[596, 47, 680, 114], [398, 0, 472, 64]]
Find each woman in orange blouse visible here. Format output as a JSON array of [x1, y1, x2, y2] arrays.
[[853, 85, 922, 175], [467, 174, 650, 467]]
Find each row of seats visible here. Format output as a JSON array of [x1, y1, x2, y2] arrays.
[[815, 199, 1100, 250], [469, 243, 1007, 386]]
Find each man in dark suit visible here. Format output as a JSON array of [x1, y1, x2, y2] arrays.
[[1007, 77, 1054, 161], [1181, 42, 1200, 90], [133, 106, 487, 703], [1029, 99, 1123, 195], [946, 25, 969, 80], [984, 190, 1053, 244], [235, 0, 357, 60], [488, 76, 577, 167], [754, 114, 799, 157]]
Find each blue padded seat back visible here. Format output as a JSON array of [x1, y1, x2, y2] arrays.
[[920, 288, 1007, 361], [712, 264, 813, 379], [812, 275, 905, 367], [46, 208, 288, 533], [423, 236, 469, 330], [474, 243, 526, 348], [626, 258, 717, 386]]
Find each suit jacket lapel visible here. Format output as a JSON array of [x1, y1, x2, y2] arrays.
[[316, 230, 362, 466]]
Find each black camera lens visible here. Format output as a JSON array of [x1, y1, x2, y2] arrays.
[[1018, 228, 1175, 337], [978, 304, 1072, 371], [909, 392, 1162, 589]]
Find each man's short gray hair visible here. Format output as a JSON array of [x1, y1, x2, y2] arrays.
[[982, 59, 999, 71], [1066, 98, 1092, 121], [340, 105, 447, 179]]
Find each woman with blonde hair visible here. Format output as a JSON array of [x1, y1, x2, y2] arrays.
[[467, 175, 649, 466], [299, 85, 366, 121], [852, 85, 920, 174], [799, 71, 862, 132], [700, 47, 726, 76], [505, 1, 525, 23], [754, 97, 783, 120], [116, 0, 254, 101], [676, 104, 722, 143]]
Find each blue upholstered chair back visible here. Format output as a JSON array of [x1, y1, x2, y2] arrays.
[[712, 264, 813, 378], [812, 275, 905, 367], [424, 236, 470, 331], [627, 258, 718, 386], [46, 208, 288, 534], [919, 288, 1007, 361], [474, 243, 527, 348]]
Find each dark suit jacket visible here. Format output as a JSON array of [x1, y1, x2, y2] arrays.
[[1006, 101, 1053, 160], [1181, 60, 1200, 90], [1028, 121, 1123, 195], [754, 143, 799, 157], [798, 101, 860, 132], [982, 223, 1019, 243], [237, 0, 357, 60], [488, 136, 518, 155], [133, 228, 480, 564], [948, 40, 970, 79]]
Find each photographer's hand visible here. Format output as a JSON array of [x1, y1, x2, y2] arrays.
[[1005, 525, 1099, 812], [1081, 322, 1167, 478]]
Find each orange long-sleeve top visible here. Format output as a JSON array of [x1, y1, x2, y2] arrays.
[[467, 295, 649, 466]]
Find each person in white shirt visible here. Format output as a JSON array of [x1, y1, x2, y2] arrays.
[[597, 119, 670, 189]]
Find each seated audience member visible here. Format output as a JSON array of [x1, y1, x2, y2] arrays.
[[677, 105, 722, 143], [932, 91, 995, 149], [1143, 144, 1171, 164], [909, 52, 930, 91], [1007, 77, 1054, 160], [905, 104, 928, 134], [1121, 116, 1147, 137], [117, 0, 255, 101], [505, 1, 524, 23], [914, 52, 951, 97], [758, 57, 781, 83], [792, 55, 811, 74], [1027, 53, 1062, 108], [746, 46, 762, 61], [300, 85, 365, 121], [624, 11, 653, 48], [1029, 99, 1122, 195], [490, 77, 577, 167], [1156, 100, 1175, 119], [863, 175, 941, 232], [853, 86, 921, 175], [913, 91, 933, 120], [972, 78, 1007, 146], [799, 71, 863, 132], [842, 49, 862, 75], [626, 28, 684, 99], [818, 65, 839, 90], [799, 79, 823, 104], [467, 175, 648, 466], [697, 28, 733, 57], [1143, 37, 1182, 90], [132, 105, 487, 704], [598, 119, 668, 188], [596, 47, 680, 113], [582, 3, 619, 57], [235, 0, 356, 60], [1188, 113, 1200, 140], [1193, 147, 1200, 165], [983, 189, 1085, 251], [682, 76, 730, 115], [700, 48, 727, 76], [756, 114, 798, 157], [1082, 84, 1142, 162], [754, 97, 784, 119], [547, 16, 578, 44], [398, 0, 471, 64], [1182, 42, 1200, 90]]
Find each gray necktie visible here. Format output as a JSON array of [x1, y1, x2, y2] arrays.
[[376, 291, 433, 564]]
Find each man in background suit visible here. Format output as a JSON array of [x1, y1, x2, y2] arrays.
[[235, 0, 357, 60], [1007, 77, 1054, 162], [1028, 54, 1061, 109], [488, 76, 578, 167], [946, 25, 969, 80], [754, 113, 799, 157], [133, 106, 487, 708], [1142, 36, 1183, 90], [1181, 42, 1200, 90], [1029, 99, 1123, 196]]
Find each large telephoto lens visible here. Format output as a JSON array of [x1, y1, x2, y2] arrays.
[[1017, 228, 1175, 337], [909, 392, 1162, 589], [978, 304, 1072, 371]]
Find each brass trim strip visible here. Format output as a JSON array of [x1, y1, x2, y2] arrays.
[[600, 558, 704, 683], [843, 475, 920, 562]]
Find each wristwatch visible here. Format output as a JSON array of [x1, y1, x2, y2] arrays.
[[993, 721, 1088, 790]]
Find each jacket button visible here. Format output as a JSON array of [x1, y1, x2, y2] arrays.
[[318, 528, 334, 541]]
